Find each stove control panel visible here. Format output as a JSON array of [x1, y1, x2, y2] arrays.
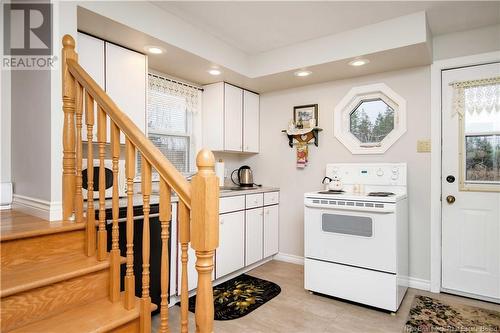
[[325, 163, 406, 186]]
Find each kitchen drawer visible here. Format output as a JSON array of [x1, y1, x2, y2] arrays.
[[246, 193, 264, 209], [220, 195, 245, 214], [264, 191, 279, 206]]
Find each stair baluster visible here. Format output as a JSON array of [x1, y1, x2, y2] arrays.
[[85, 92, 96, 257], [74, 82, 84, 224], [109, 121, 121, 302], [124, 139, 136, 310], [159, 177, 171, 333], [140, 157, 152, 333], [178, 200, 190, 333], [97, 107, 107, 261]]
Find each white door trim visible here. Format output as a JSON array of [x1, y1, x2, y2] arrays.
[[430, 51, 500, 293]]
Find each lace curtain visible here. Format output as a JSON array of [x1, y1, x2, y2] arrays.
[[451, 76, 500, 117], [148, 74, 201, 114]]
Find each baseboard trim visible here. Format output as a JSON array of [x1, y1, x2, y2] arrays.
[[1, 182, 13, 207], [273, 252, 305, 265], [12, 194, 62, 221], [407, 277, 431, 291]]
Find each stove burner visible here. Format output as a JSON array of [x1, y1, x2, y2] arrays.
[[367, 192, 395, 197]]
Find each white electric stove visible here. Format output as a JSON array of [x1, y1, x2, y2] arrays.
[[304, 163, 408, 312]]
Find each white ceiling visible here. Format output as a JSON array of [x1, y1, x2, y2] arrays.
[[155, 1, 500, 55]]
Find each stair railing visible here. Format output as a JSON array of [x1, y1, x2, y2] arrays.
[[61, 34, 219, 333]]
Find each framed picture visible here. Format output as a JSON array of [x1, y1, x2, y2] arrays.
[[294, 104, 318, 127]]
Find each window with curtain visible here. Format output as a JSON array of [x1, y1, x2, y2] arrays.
[[140, 73, 201, 179], [452, 77, 500, 184]]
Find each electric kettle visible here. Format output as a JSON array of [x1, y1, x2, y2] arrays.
[[231, 165, 255, 187]]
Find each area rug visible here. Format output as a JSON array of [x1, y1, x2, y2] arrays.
[[404, 295, 500, 333], [186, 274, 281, 320]]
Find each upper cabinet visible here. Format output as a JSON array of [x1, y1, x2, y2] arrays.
[[243, 90, 260, 153], [202, 82, 260, 153], [224, 84, 243, 151], [77, 32, 147, 144]]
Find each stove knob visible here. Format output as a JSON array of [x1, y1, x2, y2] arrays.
[[392, 168, 399, 174], [391, 173, 399, 180], [376, 168, 384, 176]]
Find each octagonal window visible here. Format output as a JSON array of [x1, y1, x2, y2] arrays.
[[349, 99, 395, 144]]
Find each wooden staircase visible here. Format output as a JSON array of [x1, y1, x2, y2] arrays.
[[1, 210, 151, 332], [0, 35, 219, 333]]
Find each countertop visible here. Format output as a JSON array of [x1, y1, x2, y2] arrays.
[[87, 186, 279, 210]]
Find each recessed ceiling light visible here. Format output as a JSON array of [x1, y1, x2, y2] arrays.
[[208, 69, 221, 76], [294, 70, 312, 77], [348, 58, 370, 67], [145, 46, 163, 54]]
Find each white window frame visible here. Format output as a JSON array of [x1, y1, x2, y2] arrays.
[[334, 83, 407, 154], [139, 73, 202, 181]]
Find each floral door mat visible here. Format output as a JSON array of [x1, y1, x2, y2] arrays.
[[186, 274, 281, 320], [404, 295, 500, 332]]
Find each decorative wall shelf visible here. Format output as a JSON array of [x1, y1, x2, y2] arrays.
[[281, 128, 323, 148]]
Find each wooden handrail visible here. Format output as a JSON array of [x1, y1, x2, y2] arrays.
[[63, 40, 191, 208]]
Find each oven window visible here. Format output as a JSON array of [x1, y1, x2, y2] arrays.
[[321, 214, 373, 237]]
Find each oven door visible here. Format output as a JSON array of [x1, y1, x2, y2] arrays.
[[304, 206, 396, 273]]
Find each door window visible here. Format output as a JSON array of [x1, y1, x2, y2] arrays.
[[452, 78, 500, 190]]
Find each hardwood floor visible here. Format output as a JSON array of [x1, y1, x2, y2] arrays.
[[154, 260, 500, 333]]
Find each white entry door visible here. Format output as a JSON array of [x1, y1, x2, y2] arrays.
[[441, 62, 500, 302]]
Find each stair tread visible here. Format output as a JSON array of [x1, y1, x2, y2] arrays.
[[0, 210, 85, 242], [8, 294, 155, 333], [1, 252, 119, 298]]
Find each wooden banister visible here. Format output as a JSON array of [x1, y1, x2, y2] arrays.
[[65, 55, 191, 208], [62, 34, 219, 333]]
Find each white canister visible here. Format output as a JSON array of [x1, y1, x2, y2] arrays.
[[215, 159, 225, 187]]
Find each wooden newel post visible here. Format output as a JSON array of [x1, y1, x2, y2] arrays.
[[191, 149, 219, 333], [62, 35, 78, 221]]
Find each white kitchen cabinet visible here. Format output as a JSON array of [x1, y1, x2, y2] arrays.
[[202, 82, 259, 153], [216, 211, 245, 279], [245, 207, 263, 266], [264, 205, 279, 258], [243, 90, 259, 153], [106, 42, 147, 144], [78, 33, 147, 144], [224, 83, 243, 151]]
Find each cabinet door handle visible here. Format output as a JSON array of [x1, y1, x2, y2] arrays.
[[220, 218, 224, 224]]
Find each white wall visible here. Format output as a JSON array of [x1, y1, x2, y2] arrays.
[[11, 70, 52, 201], [244, 66, 432, 281], [433, 24, 500, 61]]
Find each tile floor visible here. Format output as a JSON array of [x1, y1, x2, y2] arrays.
[[153, 260, 500, 332]]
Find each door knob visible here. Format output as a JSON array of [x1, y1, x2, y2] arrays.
[[446, 195, 456, 204]]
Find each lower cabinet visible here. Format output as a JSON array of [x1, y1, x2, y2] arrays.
[[245, 207, 264, 266], [216, 210, 245, 279], [264, 205, 279, 258]]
